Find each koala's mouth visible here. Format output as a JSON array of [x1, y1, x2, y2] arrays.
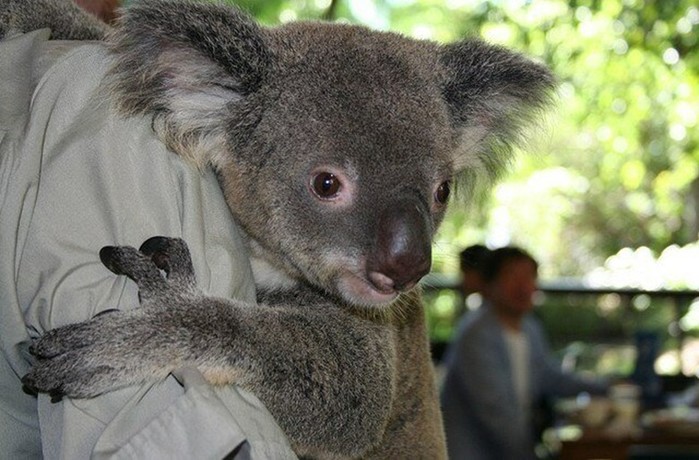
[[337, 271, 399, 307]]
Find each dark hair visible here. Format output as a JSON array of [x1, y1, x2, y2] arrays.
[[480, 246, 538, 282], [459, 244, 489, 273]]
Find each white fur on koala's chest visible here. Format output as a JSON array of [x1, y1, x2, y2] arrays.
[[250, 256, 297, 291]]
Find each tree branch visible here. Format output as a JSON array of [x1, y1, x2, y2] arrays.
[[322, 0, 340, 21]]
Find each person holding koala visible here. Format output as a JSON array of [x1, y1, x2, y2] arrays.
[[441, 246, 609, 459], [1, 0, 557, 458], [0, 4, 296, 458]]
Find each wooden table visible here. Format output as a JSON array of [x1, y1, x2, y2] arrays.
[[553, 424, 699, 460]]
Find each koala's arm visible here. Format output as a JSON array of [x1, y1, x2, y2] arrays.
[[26, 295, 396, 458], [0, 0, 109, 40], [24, 241, 395, 459]]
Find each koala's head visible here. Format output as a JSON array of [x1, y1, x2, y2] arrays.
[[107, 0, 555, 307]]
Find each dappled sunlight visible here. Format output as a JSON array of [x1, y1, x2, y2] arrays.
[[657, 340, 699, 375], [586, 243, 699, 290]]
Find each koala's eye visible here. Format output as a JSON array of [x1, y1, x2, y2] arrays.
[[435, 181, 451, 205], [312, 172, 341, 199]]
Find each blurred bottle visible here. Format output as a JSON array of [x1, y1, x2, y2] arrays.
[[631, 330, 663, 408]]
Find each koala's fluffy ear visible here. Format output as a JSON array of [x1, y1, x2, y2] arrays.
[[439, 39, 556, 193], [107, 0, 271, 168]]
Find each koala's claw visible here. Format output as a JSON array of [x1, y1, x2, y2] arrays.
[[138, 235, 171, 258], [98, 244, 171, 302], [21, 372, 39, 396], [22, 352, 124, 400], [139, 236, 197, 292], [99, 237, 197, 299], [139, 236, 173, 273], [22, 309, 164, 399], [20, 372, 62, 400], [49, 389, 65, 403], [28, 318, 106, 359], [99, 246, 125, 275]]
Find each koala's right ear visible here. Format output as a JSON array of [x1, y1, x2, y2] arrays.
[[439, 39, 557, 195], [107, 0, 271, 168]]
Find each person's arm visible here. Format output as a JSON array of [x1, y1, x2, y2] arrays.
[[2, 32, 295, 459], [528, 318, 609, 398]]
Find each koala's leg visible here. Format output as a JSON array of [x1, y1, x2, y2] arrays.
[[363, 290, 447, 459], [24, 297, 395, 457], [23, 238, 203, 397]]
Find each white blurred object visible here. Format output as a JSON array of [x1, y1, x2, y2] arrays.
[[584, 243, 699, 290], [604, 383, 643, 438], [579, 397, 612, 428]]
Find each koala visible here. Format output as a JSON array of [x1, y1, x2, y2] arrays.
[[10, 0, 556, 458]]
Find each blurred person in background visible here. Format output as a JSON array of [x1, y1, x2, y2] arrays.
[[441, 245, 608, 460], [458, 244, 488, 296]]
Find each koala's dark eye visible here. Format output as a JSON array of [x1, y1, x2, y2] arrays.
[[312, 172, 341, 199], [435, 181, 451, 205]]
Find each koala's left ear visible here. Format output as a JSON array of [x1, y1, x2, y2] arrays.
[[439, 39, 557, 188], [106, 0, 272, 168]]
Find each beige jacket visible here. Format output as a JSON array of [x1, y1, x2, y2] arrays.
[[0, 29, 294, 459]]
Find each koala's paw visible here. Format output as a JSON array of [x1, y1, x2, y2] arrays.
[[22, 237, 203, 400], [99, 236, 198, 304], [22, 310, 165, 399]]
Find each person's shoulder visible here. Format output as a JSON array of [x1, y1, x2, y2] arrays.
[[456, 308, 496, 340], [36, 42, 109, 91], [522, 314, 549, 347], [523, 313, 544, 332]]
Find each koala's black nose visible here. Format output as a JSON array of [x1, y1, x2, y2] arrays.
[[368, 197, 432, 293]]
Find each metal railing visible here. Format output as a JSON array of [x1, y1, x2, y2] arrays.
[[421, 274, 699, 374]]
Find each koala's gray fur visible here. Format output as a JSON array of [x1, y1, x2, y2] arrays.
[[0, 0, 108, 40], [8, 0, 556, 458]]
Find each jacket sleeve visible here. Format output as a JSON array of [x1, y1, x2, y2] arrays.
[[0, 30, 295, 460]]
